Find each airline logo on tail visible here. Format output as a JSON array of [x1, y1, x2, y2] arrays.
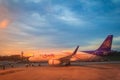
[[102, 39, 111, 49], [84, 35, 113, 56], [97, 35, 113, 51]]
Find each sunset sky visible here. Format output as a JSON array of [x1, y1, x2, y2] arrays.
[[0, 0, 120, 55]]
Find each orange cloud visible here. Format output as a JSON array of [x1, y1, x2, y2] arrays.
[[23, 53, 34, 57], [0, 19, 10, 28]]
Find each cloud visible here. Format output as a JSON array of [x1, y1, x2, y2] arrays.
[[0, 19, 10, 28], [79, 35, 120, 51], [56, 10, 82, 25], [112, 0, 120, 4], [112, 36, 120, 50], [79, 0, 102, 12], [51, 5, 90, 26], [25, 12, 49, 27], [0, 5, 11, 29], [0, 0, 21, 29], [25, 0, 43, 3], [114, 36, 120, 42], [0, 13, 60, 53], [0, 0, 120, 55], [13, 0, 43, 3]]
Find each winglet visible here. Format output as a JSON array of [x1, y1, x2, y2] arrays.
[[71, 45, 79, 56]]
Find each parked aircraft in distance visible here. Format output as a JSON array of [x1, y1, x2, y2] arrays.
[[28, 35, 113, 66]]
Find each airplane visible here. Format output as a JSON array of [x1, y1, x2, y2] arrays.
[[72, 35, 113, 62], [28, 46, 79, 66], [28, 35, 113, 66]]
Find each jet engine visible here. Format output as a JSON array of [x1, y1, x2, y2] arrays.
[[48, 59, 62, 66]]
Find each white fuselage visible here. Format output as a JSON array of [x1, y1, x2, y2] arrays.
[[29, 52, 102, 62]]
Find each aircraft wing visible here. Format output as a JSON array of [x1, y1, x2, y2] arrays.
[[58, 46, 79, 61]]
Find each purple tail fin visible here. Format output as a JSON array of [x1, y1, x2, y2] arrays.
[[97, 35, 113, 51]]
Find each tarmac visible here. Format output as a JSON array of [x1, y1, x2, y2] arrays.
[[0, 62, 120, 80]]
